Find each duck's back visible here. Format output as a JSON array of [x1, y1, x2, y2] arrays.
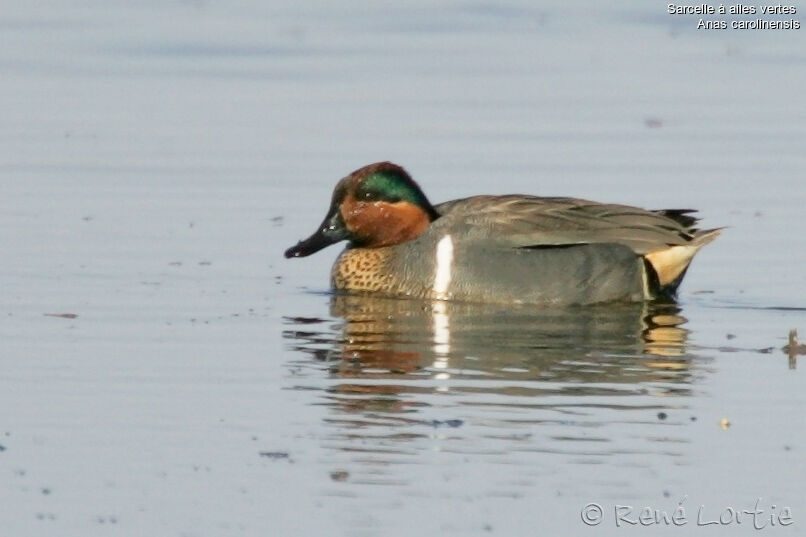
[[433, 195, 707, 252]]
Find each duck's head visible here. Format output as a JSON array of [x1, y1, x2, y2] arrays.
[[284, 162, 440, 258]]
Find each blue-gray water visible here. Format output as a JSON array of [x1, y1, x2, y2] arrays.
[[1, 2, 804, 536]]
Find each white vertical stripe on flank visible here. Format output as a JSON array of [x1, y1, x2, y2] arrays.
[[432, 235, 454, 299]]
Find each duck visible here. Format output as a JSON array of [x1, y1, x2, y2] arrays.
[[284, 162, 720, 305]]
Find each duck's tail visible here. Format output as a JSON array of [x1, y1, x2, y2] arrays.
[[643, 228, 723, 298]]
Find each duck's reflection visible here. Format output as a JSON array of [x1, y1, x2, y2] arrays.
[[285, 294, 693, 394], [283, 296, 701, 482]]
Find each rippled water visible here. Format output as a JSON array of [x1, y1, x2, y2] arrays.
[[278, 294, 801, 535], [1, 1, 804, 536], [285, 297, 696, 468]]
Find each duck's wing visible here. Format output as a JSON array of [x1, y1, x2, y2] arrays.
[[434, 195, 716, 254]]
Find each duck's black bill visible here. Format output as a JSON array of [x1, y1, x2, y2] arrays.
[[284, 232, 338, 258], [284, 211, 348, 258]]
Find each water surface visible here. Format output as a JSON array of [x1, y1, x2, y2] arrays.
[[1, 1, 804, 536]]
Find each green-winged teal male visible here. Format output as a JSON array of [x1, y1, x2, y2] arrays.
[[285, 162, 720, 305]]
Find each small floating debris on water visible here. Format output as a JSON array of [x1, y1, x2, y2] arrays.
[[719, 418, 731, 430], [259, 451, 291, 461], [271, 216, 284, 226], [657, 412, 667, 420], [43, 313, 78, 319], [644, 117, 664, 128], [782, 329, 805, 354], [782, 329, 805, 369], [330, 470, 349, 482]]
